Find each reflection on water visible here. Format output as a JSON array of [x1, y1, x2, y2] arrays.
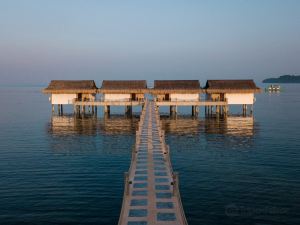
[[48, 114, 139, 136], [49, 114, 98, 136], [161, 116, 258, 137], [100, 116, 139, 135], [161, 116, 202, 135], [49, 114, 257, 138], [205, 116, 256, 136], [161, 115, 258, 150]]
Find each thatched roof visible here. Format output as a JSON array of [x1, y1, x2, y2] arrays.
[[204, 80, 261, 93], [99, 80, 147, 93], [152, 80, 202, 94], [43, 80, 97, 94]]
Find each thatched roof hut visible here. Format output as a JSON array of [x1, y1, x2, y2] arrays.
[[99, 80, 147, 93], [204, 80, 261, 93], [43, 80, 98, 94], [152, 80, 202, 94]]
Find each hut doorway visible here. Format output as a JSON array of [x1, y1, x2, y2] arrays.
[[77, 93, 82, 101], [165, 94, 170, 101], [220, 93, 225, 101], [131, 93, 136, 101]]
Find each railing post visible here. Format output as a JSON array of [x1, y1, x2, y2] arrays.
[[124, 172, 130, 195], [172, 172, 179, 196]]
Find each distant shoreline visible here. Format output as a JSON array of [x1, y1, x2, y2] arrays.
[[263, 75, 300, 83]]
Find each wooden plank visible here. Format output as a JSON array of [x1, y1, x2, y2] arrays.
[[155, 100, 227, 106]]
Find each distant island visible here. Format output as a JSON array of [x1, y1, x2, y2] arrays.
[[263, 75, 300, 83]]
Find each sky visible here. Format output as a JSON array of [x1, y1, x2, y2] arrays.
[[0, 0, 300, 86]]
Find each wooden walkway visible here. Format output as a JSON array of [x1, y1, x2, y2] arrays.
[[118, 101, 188, 225]]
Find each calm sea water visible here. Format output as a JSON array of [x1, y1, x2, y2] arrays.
[[0, 84, 299, 225]]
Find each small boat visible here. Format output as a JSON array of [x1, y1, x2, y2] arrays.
[[266, 84, 281, 92]]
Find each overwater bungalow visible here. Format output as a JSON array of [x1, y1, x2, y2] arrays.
[[99, 80, 147, 114], [43, 80, 98, 113], [204, 80, 261, 115], [152, 80, 202, 115]]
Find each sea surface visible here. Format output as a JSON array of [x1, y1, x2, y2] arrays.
[[0, 84, 299, 225]]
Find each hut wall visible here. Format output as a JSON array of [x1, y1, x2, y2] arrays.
[[225, 93, 254, 104], [51, 94, 77, 104], [104, 94, 131, 101], [170, 94, 199, 101]]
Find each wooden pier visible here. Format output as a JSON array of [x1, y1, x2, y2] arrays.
[[118, 100, 188, 225]]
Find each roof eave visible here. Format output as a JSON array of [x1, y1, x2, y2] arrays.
[[150, 89, 203, 94], [98, 89, 148, 94], [205, 88, 261, 93], [42, 89, 97, 94]]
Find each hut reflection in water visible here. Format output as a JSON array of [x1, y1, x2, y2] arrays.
[[48, 114, 258, 152], [48, 114, 139, 136]]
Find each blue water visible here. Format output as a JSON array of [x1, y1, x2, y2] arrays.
[[0, 85, 299, 225]]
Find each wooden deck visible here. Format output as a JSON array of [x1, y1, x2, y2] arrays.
[[155, 100, 227, 106], [73, 100, 144, 106], [118, 100, 188, 225], [73, 100, 226, 107]]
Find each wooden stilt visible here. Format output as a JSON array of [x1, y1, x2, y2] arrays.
[[216, 105, 220, 114], [104, 105, 110, 115]]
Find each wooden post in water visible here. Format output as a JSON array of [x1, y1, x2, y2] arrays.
[[125, 106, 132, 116], [52, 104, 55, 113], [104, 105, 110, 115], [170, 106, 176, 116], [216, 105, 220, 115], [196, 106, 199, 116]]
